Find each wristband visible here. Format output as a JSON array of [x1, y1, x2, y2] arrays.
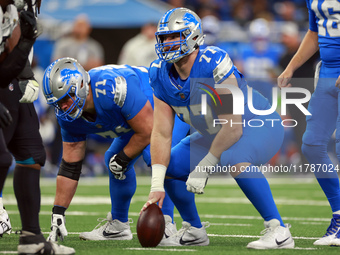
[[117, 150, 132, 162], [150, 164, 167, 192]]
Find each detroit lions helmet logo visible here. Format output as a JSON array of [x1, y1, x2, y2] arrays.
[[61, 62, 82, 87]]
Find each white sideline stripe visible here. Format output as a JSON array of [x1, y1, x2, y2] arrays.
[[6, 210, 334, 222], [0, 252, 17, 254], [208, 234, 319, 240], [2, 195, 330, 206], [125, 248, 196, 252]]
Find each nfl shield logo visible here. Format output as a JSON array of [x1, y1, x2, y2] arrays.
[[179, 93, 185, 99]]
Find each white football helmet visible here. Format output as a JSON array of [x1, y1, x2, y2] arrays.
[[42, 57, 90, 122], [155, 7, 205, 63]]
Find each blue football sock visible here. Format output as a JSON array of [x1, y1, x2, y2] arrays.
[[302, 143, 340, 212], [235, 165, 284, 227], [164, 178, 202, 228], [161, 192, 174, 222], [108, 168, 136, 222]]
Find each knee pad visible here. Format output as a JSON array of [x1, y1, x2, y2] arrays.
[[58, 159, 82, 181]]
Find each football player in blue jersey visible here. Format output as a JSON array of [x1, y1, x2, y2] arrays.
[[142, 7, 295, 249], [42, 58, 189, 242], [278, 0, 340, 247]]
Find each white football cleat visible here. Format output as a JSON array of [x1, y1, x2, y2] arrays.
[[18, 231, 75, 255], [247, 219, 294, 249], [163, 215, 177, 239], [330, 229, 340, 246], [159, 221, 209, 246], [0, 207, 11, 236], [79, 212, 133, 241], [314, 213, 340, 246]]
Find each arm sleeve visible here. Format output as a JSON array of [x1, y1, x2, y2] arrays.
[[0, 38, 34, 87], [17, 59, 34, 80]]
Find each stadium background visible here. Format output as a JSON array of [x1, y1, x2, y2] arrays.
[[3, 0, 340, 254]]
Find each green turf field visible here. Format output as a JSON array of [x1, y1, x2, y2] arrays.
[[1, 175, 340, 254]]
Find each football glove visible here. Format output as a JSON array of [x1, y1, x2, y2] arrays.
[[47, 214, 68, 242], [0, 102, 12, 129], [109, 150, 132, 180], [186, 152, 219, 194], [19, 79, 39, 103]]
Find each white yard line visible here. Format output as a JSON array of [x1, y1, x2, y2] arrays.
[[6, 210, 333, 223], [2, 195, 330, 206]]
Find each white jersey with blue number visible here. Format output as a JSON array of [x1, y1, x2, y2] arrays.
[[58, 65, 150, 142]]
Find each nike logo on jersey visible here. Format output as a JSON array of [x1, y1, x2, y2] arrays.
[[275, 237, 290, 246], [215, 56, 222, 64], [102, 230, 123, 238]]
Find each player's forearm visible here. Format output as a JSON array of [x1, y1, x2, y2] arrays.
[[0, 40, 33, 87], [150, 130, 172, 167], [123, 132, 150, 159], [209, 121, 242, 159], [284, 30, 319, 73]]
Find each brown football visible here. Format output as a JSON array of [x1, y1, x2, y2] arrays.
[[137, 203, 165, 247]]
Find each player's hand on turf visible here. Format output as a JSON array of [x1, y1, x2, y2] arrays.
[[277, 69, 293, 88], [141, 191, 165, 214], [336, 75, 340, 88], [109, 153, 130, 180], [19, 79, 39, 103], [47, 214, 68, 242], [0, 102, 12, 129]]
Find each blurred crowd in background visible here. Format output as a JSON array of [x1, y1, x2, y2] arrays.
[[26, 0, 329, 177]]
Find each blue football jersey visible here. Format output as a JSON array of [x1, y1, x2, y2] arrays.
[[150, 46, 271, 137], [58, 65, 150, 142], [307, 0, 340, 66]]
